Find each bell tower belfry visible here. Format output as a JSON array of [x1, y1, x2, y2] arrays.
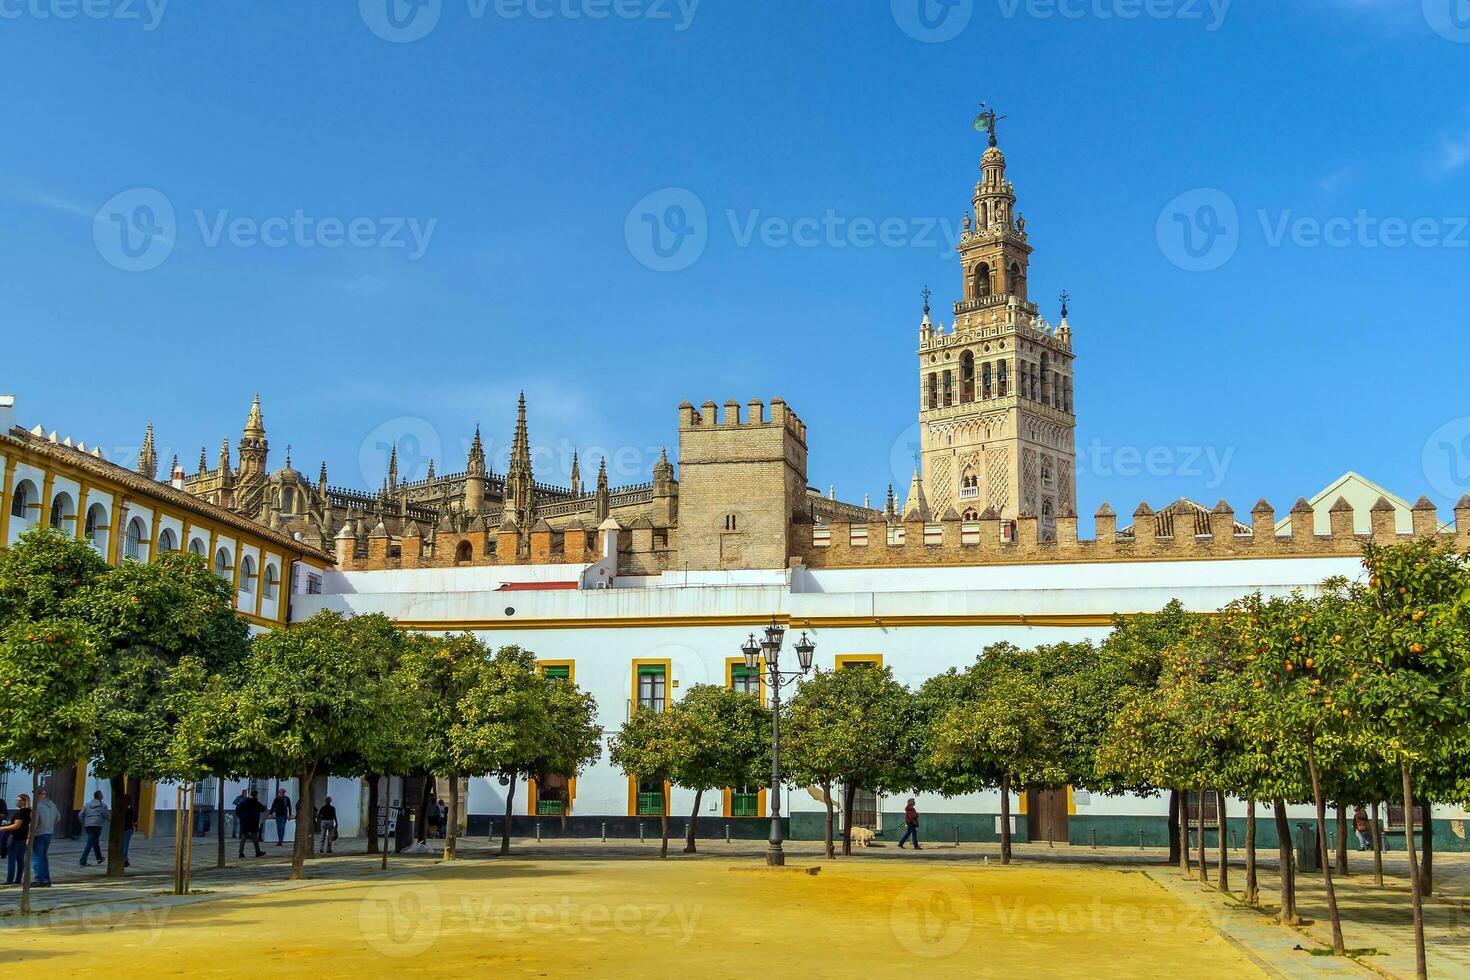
[[917, 110, 1077, 535]]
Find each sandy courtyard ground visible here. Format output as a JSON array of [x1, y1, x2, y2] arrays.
[[3, 854, 1265, 978]]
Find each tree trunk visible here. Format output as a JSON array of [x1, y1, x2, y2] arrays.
[[821, 778, 835, 860], [1401, 762, 1427, 980], [1196, 792, 1208, 883], [500, 772, 516, 856], [215, 778, 226, 870], [1216, 791, 1229, 893], [106, 774, 127, 878], [684, 790, 702, 854], [1243, 798, 1259, 906], [999, 773, 1013, 865], [1305, 740, 1345, 955], [1273, 798, 1297, 925], [840, 783, 856, 858], [366, 774, 380, 855], [1178, 792, 1191, 874], [291, 768, 315, 881], [1419, 803, 1433, 896], [1370, 801, 1383, 887], [1335, 805, 1349, 877], [416, 775, 434, 844], [1166, 788, 1181, 866], [446, 773, 459, 861], [659, 804, 669, 860], [380, 772, 391, 870]]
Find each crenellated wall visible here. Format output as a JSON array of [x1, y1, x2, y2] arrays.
[[795, 494, 1470, 569]]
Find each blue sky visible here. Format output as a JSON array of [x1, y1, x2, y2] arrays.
[[4, 0, 1469, 527]]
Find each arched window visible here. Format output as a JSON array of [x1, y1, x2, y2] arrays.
[[1006, 262, 1022, 296], [263, 563, 279, 600], [124, 517, 148, 561], [239, 555, 256, 594], [158, 528, 178, 553], [997, 361, 1008, 397], [959, 467, 979, 501], [10, 479, 36, 519], [84, 503, 108, 552], [942, 371, 953, 407], [1064, 377, 1074, 413], [1040, 353, 1051, 406], [1041, 500, 1054, 520], [214, 548, 231, 580], [959, 351, 975, 403], [48, 491, 75, 530], [981, 362, 993, 399], [455, 540, 473, 564], [926, 373, 938, 411], [973, 263, 992, 298], [189, 537, 206, 557], [282, 487, 295, 513], [1041, 457, 1055, 490], [962, 509, 980, 521]]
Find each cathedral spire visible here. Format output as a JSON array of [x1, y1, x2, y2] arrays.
[[244, 393, 265, 440], [137, 423, 158, 480], [199, 446, 208, 475], [218, 438, 233, 482], [505, 392, 534, 524], [903, 468, 930, 522], [570, 451, 581, 497], [467, 425, 486, 476], [387, 445, 399, 488]]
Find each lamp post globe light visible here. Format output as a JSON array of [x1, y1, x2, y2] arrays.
[[741, 615, 816, 866]]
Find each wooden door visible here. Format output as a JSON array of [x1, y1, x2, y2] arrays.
[[1026, 788, 1069, 844]]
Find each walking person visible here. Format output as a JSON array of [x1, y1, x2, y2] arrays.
[[1353, 806, 1372, 852], [316, 797, 338, 854], [898, 798, 921, 850], [230, 788, 247, 839], [79, 790, 109, 867], [0, 796, 9, 861], [31, 788, 60, 886], [269, 788, 293, 846], [236, 791, 266, 858], [121, 794, 137, 868], [426, 796, 441, 840], [1, 795, 29, 885]]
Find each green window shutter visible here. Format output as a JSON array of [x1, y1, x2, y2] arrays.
[[637, 665, 665, 676], [542, 666, 570, 679]]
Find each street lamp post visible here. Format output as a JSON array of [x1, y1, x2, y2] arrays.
[[742, 616, 815, 867]]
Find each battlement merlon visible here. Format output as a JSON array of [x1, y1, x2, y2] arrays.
[[677, 398, 807, 445]]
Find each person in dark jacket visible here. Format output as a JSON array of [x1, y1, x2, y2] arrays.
[[269, 789, 293, 846], [236, 791, 266, 858], [898, 798, 921, 850], [0, 797, 8, 860], [317, 797, 339, 854], [3, 795, 31, 884]]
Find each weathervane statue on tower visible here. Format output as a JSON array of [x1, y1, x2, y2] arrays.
[[973, 101, 1005, 148]]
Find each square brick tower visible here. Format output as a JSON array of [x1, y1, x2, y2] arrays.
[[677, 398, 808, 570], [917, 120, 1077, 534]]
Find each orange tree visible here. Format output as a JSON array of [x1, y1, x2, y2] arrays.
[[1235, 585, 1364, 956], [1356, 539, 1470, 980], [1088, 602, 1194, 865], [930, 645, 1066, 864]]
